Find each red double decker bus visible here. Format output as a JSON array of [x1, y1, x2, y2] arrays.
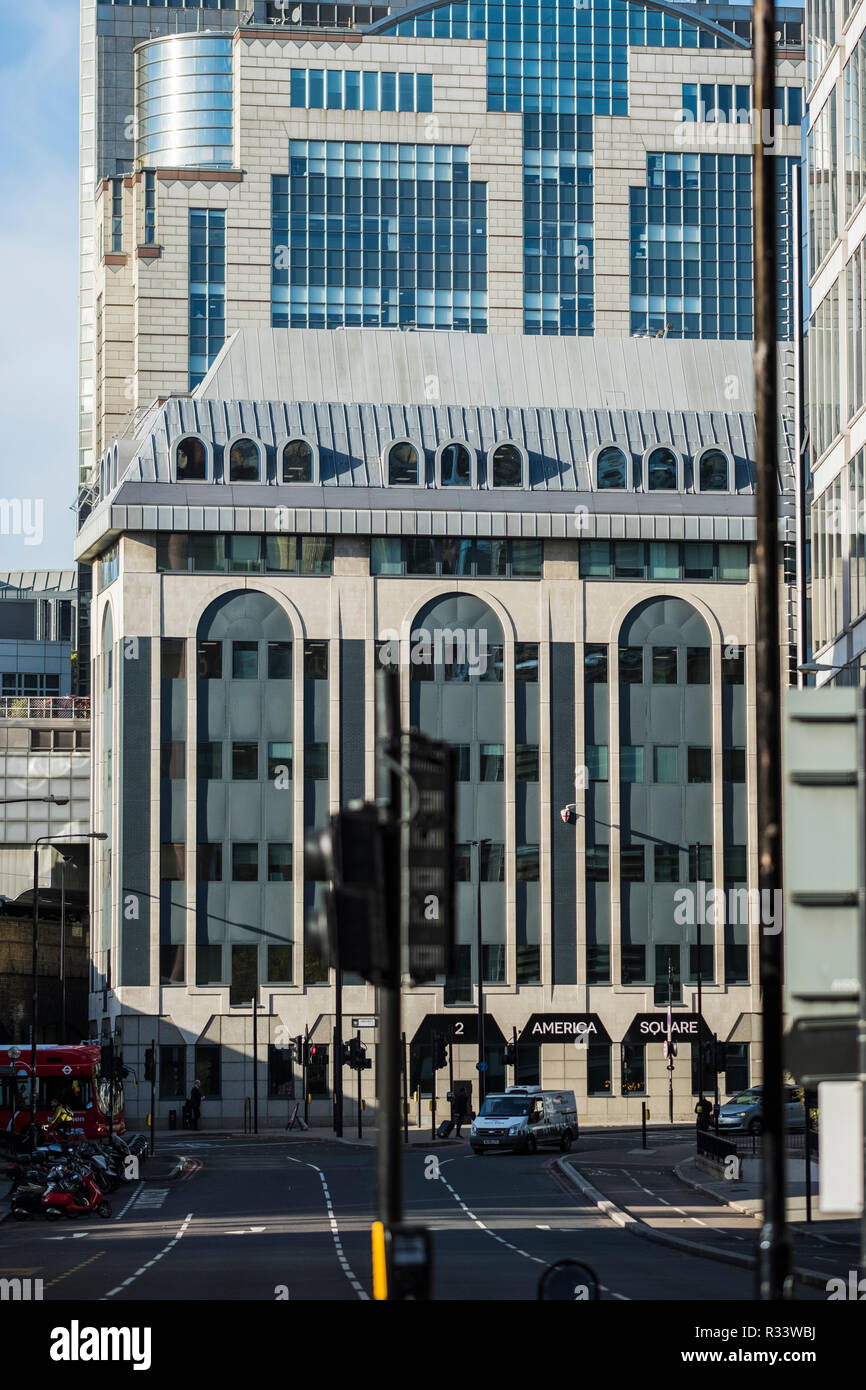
[[0, 1044, 125, 1145]]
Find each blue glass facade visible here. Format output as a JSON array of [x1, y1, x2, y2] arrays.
[[188, 208, 226, 389], [523, 114, 593, 335], [272, 143, 487, 331], [290, 68, 434, 112]]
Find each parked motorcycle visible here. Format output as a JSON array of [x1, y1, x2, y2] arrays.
[[41, 1162, 112, 1221]]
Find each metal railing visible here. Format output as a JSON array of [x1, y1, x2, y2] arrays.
[[0, 696, 91, 721], [697, 1126, 819, 1160]]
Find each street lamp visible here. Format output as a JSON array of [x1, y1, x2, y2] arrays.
[[0, 796, 69, 806], [29, 830, 108, 1152], [468, 838, 491, 1105]]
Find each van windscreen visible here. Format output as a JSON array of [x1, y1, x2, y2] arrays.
[[479, 1098, 532, 1117]]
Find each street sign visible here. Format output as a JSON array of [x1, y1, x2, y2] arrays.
[[351, 1017, 377, 1029], [476, 1062, 488, 1072]]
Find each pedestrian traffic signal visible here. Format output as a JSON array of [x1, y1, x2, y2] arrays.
[[294, 1036, 303, 1065], [432, 1034, 448, 1070], [341, 1041, 353, 1068]]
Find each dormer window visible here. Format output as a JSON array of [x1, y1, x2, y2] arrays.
[[697, 448, 730, 491], [176, 436, 208, 482], [229, 438, 261, 482], [438, 441, 472, 487], [596, 445, 628, 490], [646, 446, 679, 491], [282, 438, 314, 483], [387, 440, 420, 486], [490, 442, 523, 488]]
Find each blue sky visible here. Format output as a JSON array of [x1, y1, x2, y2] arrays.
[[0, 0, 79, 573]]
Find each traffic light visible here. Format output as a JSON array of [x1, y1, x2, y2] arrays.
[[714, 1042, 728, 1074], [504, 1042, 517, 1066], [304, 804, 392, 984], [346, 1037, 372, 1071], [400, 734, 456, 984], [294, 1036, 303, 1066], [701, 1041, 715, 1073], [144, 1048, 154, 1082], [341, 1041, 353, 1068], [431, 1034, 448, 1070]]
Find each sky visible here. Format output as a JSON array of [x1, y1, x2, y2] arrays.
[[0, 0, 79, 574]]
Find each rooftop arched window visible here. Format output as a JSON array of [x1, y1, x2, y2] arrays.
[[439, 441, 472, 487], [698, 448, 729, 492], [387, 440, 420, 486], [596, 445, 628, 490], [282, 438, 314, 483], [229, 437, 261, 482], [646, 446, 679, 491], [176, 436, 208, 482], [490, 442, 523, 488]]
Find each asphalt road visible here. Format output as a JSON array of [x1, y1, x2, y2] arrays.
[[0, 1131, 830, 1302]]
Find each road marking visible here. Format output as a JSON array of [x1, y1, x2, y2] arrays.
[[102, 1212, 193, 1300], [45, 1253, 104, 1291], [224, 1226, 267, 1235], [286, 1157, 369, 1301], [133, 1188, 169, 1209], [115, 1186, 143, 1221]]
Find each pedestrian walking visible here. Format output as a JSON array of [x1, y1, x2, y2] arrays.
[[189, 1079, 202, 1131], [451, 1086, 469, 1138]]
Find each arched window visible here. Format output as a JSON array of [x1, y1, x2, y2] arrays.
[[387, 440, 419, 486], [229, 438, 261, 482], [698, 448, 729, 491], [176, 436, 208, 481], [439, 441, 472, 487], [282, 439, 314, 483], [646, 447, 679, 490], [490, 442, 523, 487], [596, 445, 628, 490]]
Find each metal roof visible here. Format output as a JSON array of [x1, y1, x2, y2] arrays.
[[0, 571, 77, 598]]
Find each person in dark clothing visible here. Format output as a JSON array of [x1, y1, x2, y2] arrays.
[[189, 1080, 202, 1131], [695, 1095, 711, 1131], [451, 1087, 469, 1138]]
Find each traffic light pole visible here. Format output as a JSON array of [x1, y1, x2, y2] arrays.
[[753, 0, 792, 1301], [303, 1026, 309, 1127], [693, 844, 704, 1107], [333, 948, 344, 1138], [149, 1036, 156, 1156], [376, 669, 403, 1227], [357, 1029, 363, 1141]]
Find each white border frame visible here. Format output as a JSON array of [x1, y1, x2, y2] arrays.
[[277, 434, 320, 485], [225, 433, 263, 484], [173, 433, 210, 483], [641, 443, 683, 494], [382, 437, 424, 488], [591, 442, 630, 492], [435, 438, 475, 489], [486, 439, 527, 489], [694, 444, 732, 494]]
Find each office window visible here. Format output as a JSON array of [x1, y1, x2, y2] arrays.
[[267, 948, 293, 985], [195, 1045, 220, 1098], [480, 743, 504, 781], [724, 1043, 749, 1092], [620, 845, 645, 881], [655, 944, 682, 1004], [619, 646, 643, 684], [268, 843, 293, 882], [283, 439, 314, 482], [161, 637, 186, 678], [652, 647, 678, 684], [491, 443, 523, 487], [648, 542, 680, 580], [198, 742, 222, 779], [306, 743, 328, 780], [231, 944, 258, 1006], [586, 846, 609, 881], [160, 741, 185, 780], [621, 945, 646, 985], [688, 944, 714, 984], [232, 844, 258, 882], [516, 744, 539, 781], [646, 448, 678, 490], [268, 741, 293, 781], [726, 845, 748, 882], [160, 945, 185, 986], [388, 441, 420, 485], [725, 944, 749, 984], [587, 1045, 612, 1096], [687, 746, 712, 783], [197, 641, 222, 678], [621, 1045, 645, 1094], [687, 647, 710, 683], [586, 744, 609, 781], [176, 437, 207, 481], [683, 543, 714, 580], [188, 208, 225, 390], [453, 744, 471, 781], [229, 438, 260, 482], [160, 843, 185, 880], [614, 542, 644, 579], [516, 845, 540, 881], [454, 844, 471, 881], [620, 746, 645, 782], [586, 946, 611, 985], [724, 747, 746, 782], [688, 844, 713, 881], [229, 536, 262, 574], [584, 644, 608, 683], [159, 1045, 186, 1098], [580, 541, 612, 578], [268, 1044, 294, 1098], [653, 746, 678, 782], [596, 446, 627, 488], [232, 641, 258, 679], [232, 743, 258, 780], [722, 646, 745, 683], [480, 842, 505, 881], [196, 945, 223, 986], [699, 449, 729, 490], [144, 170, 156, 246], [304, 640, 329, 680], [440, 441, 472, 486], [654, 843, 681, 882], [268, 641, 293, 678], [197, 843, 222, 881]]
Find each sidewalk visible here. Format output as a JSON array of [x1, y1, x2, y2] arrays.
[[675, 1156, 861, 1241]]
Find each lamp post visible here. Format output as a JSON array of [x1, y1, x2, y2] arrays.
[[469, 838, 491, 1105], [29, 830, 107, 1152], [691, 842, 705, 1108]]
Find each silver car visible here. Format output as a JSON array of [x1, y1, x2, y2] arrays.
[[717, 1085, 805, 1134]]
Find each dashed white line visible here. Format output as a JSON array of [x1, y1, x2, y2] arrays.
[[286, 1156, 369, 1301], [102, 1213, 193, 1299]]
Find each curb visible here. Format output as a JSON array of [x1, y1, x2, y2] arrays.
[[554, 1157, 831, 1290]]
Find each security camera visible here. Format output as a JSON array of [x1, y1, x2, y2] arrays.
[[560, 806, 577, 825]]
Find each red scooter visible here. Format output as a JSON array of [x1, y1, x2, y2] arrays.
[[41, 1163, 112, 1221]]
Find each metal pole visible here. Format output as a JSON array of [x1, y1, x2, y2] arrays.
[[29, 843, 39, 1153], [713, 1032, 721, 1129], [357, 1029, 363, 1141], [401, 1030, 409, 1145], [694, 844, 704, 1107], [430, 1039, 436, 1139], [150, 1035, 156, 1156], [448, 1028, 454, 1100], [334, 947, 343, 1137], [668, 958, 674, 1126], [60, 863, 66, 1042], [753, 0, 792, 1301], [303, 1025, 309, 1127], [642, 1100, 647, 1150], [476, 843, 486, 1104], [375, 667, 402, 1227], [790, 160, 808, 691], [803, 1092, 812, 1224], [252, 998, 258, 1135]]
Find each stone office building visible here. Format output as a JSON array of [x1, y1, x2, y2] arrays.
[[76, 329, 792, 1125]]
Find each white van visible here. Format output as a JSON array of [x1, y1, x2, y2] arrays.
[[470, 1085, 578, 1155]]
